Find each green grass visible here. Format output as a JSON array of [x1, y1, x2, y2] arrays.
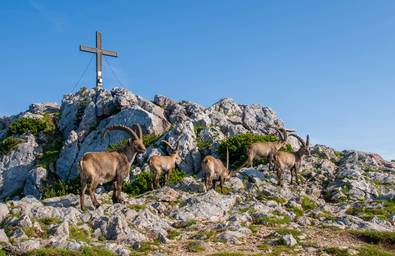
[[288, 206, 304, 217], [38, 217, 62, 226], [131, 240, 160, 253], [301, 196, 317, 211], [127, 204, 146, 211], [358, 245, 393, 256], [323, 247, 351, 256], [217, 133, 279, 169], [346, 200, 395, 221], [186, 241, 205, 252], [8, 113, 56, 137], [0, 137, 24, 155], [351, 230, 395, 245], [123, 168, 186, 196], [26, 246, 115, 256], [207, 253, 245, 256], [107, 134, 161, 151], [173, 219, 197, 229], [69, 225, 91, 242], [42, 177, 80, 199], [167, 229, 180, 240], [253, 214, 291, 226], [264, 245, 295, 256], [191, 229, 216, 240], [0, 249, 6, 256], [275, 228, 301, 237]]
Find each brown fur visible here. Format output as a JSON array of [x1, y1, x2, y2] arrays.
[[149, 141, 181, 188], [238, 127, 294, 170], [78, 125, 146, 210], [273, 134, 310, 186], [202, 149, 233, 193]]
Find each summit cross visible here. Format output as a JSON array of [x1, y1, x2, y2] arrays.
[[80, 31, 118, 88]]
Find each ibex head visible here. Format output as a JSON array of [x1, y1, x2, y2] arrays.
[[103, 124, 146, 153], [290, 134, 310, 156], [162, 140, 182, 163]]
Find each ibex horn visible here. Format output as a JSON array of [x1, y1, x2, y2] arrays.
[[289, 133, 306, 147], [103, 125, 139, 140]]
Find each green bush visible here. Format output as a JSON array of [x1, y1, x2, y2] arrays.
[[301, 196, 317, 211], [358, 245, 392, 256], [42, 177, 80, 199], [8, 114, 56, 137], [0, 136, 24, 155], [351, 230, 395, 245], [36, 134, 63, 169], [107, 134, 161, 151], [217, 133, 278, 169], [26, 246, 115, 256], [69, 225, 91, 242], [346, 200, 395, 221], [323, 247, 351, 256], [123, 168, 186, 196]]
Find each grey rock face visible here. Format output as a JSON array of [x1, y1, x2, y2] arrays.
[[0, 134, 40, 199], [23, 167, 48, 199], [282, 234, 297, 247], [171, 190, 236, 222]]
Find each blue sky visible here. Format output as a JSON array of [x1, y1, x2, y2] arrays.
[[1, 0, 395, 159]]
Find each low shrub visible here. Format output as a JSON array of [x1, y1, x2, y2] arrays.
[[358, 245, 393, 256], [42, 177, 80, 199], [123, 168, 186, 196], [217, 133, 278, 169], [323, 247, 351, 256], [26, 246, 115, 256], [301, 196, 317, 211], [186, 241, 205, 252], [8, 114, 56, 137], [351, 230, 395, 245], [0, 137, 24, 155], [69, 225, 91, 242]]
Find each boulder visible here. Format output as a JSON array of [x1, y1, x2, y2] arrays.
[[23, 167, 48, 199], [0, 134, 40, 199]]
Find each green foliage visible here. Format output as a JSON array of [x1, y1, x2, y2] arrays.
[[127, 204, 146, 211], [301, 196, 317, 211], [36, 134, 63, 169], [335, 151, 344, 158], [38, 217, 62, 226], [27, 246, 115, 256], [167, 229, 180, 240], [0, 249, 6, 256], [351, 230, 395, 245], [173, 219, 197, 229], [42, 177, 80, 199], [122, 171, 151, 196], [69, 225, 91, 242], [194, 125, 212, 151], [346, 200, 395, 221], [275, 228, 302, 237], [107, 139, 128, 151], [186, 241, 205, 252], [358, 245, 393, 256], [191, 229, 216, 240], [8, 114, 56, 137], [131, 240, 160, 254], [253, 214, 291, 226], [323, 247, 351, 256], [217, 133, 278, 169], [207, 253, 245, 256], [123, 168, 186, 196], [288, 206, 304, 217], [0, 136, 24, 155], [143, 134, 161, 147], [107, 134, 161, 152]]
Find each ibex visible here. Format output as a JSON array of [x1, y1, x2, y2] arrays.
[[78, 124, 146, 210], [149, 140, 181, 188], [238, 127, 295, 170], [202, 148, 235, 193], [273, 134, 310, 186]]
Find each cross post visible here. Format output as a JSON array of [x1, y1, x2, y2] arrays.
[[80, 31, 118, 88]]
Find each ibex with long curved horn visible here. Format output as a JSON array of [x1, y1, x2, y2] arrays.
[[202, 148, 235, 193], [149, 140, 181, 188], [78, 124, 146, 210], [273, 134, 310, 186], [238, 127, 295, 170]]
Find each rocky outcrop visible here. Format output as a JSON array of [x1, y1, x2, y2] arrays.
[[0, 134, 40, 199]]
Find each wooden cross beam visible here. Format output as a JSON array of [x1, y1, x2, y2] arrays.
[[80, 31, 118, 88]]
